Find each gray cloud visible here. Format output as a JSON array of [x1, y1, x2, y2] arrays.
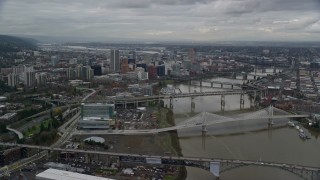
[[0, 0, 319, 42]]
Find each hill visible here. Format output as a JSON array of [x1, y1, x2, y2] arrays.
[[0, 35, 37, 52]]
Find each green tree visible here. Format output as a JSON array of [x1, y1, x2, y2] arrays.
[[40, 122, 45, 132]]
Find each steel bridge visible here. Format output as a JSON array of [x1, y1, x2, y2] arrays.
[[0, 143, 318, 180]]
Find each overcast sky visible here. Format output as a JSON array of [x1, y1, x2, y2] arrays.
[[0, 0, 319, 42]]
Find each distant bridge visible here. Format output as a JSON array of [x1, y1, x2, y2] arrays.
[[0, 143, 318, 180]]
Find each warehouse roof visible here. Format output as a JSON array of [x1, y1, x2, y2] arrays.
[[36, 168, 113, 180]]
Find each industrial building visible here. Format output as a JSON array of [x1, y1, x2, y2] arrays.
[[78, 103, 115, 129], [36, 168, 113, 180]]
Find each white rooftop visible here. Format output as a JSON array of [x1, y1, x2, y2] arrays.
[[36, 168, 113, 180]]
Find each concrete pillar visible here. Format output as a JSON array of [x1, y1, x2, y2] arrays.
[[232, 72, 237, 79], [268, 105, 274, 126], [221, 95, 225, 112], [243, 73, 247, 80], [240, 93, 245, 110], [191, 97, 195, 113], [169, 97, 173, 109], [202, 125, 207, 132]]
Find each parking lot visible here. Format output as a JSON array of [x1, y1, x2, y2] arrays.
[[116, 108, 159, 130]]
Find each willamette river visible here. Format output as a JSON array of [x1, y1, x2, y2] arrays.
[[165, 69, 320, 180]]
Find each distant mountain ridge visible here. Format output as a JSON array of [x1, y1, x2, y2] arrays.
[[0, 35, 37, 52]]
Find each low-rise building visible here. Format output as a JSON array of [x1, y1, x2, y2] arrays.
[[78, 103, 115, 129]]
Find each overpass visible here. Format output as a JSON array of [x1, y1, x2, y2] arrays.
[[0, 142, 318, 180]]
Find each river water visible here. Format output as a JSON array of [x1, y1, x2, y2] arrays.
[[165, 69, 320, 180]]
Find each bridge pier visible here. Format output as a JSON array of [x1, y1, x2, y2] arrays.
[[240, 93, 245, 110], [268, 105, 274, 127], [191, 97, 195, 113], [221, 95, 225, 112], [242, 73, 247, 80], [232, 72, 237, 79], [202, 125, 207, 132], [169, 97, 173, 109]]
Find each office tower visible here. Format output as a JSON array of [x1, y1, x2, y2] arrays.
[[110, 50, 120, 72]]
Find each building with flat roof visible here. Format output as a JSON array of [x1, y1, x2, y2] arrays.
[[36, 168, 113, 180], [78, 103, 115, 129]]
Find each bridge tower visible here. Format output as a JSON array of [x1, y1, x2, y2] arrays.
[[268, 105, 274, 126], [221, 95, 225, 112], [240, 93, 245, 110]]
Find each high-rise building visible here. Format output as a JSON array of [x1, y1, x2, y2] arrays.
[[24, 71, 35, 87], [147, 65, 157, 80], [136, 67, 148, 81], [91, 65, 102, 76], [136, 63, 147, 72], [110, 50, 120, 72], [67, 67, 75, 80], [51, 56, 59, 67], [75, 65, 83, 78], [121, 58, 129, 74], [156, 65, 166, 76], [7, 73, 19, 87], [35, 73, 47, 85], [85, 67, 94, 80]]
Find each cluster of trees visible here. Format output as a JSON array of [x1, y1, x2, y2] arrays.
[[32, 129, 58, 145], [17, 108, 44, 120], [0, 80, 14, 94]]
